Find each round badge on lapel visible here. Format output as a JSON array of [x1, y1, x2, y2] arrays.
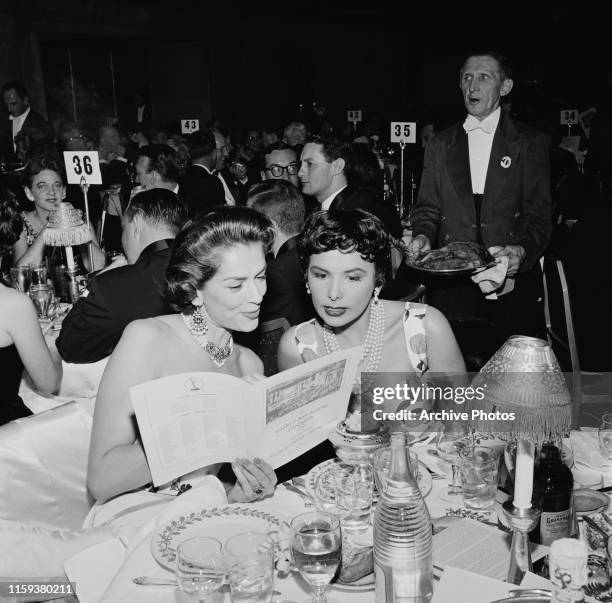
[[500, 156, 511, 168]]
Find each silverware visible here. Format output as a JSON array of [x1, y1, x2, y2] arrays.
[[283, 482, 313, 505], [133, 576, 177, 586]]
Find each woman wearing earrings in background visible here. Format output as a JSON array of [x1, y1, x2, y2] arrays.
[[277, 210, 466, 476], [87, 207, 278, 504]]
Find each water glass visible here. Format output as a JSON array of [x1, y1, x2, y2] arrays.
[[598, 414, 612, 462], [459, 446, 499, 510], [290, 511, 342, 603], [30, 265, 48, 287], [29, 284, 55, 321], [10, 266, 31, 294], [436, 428, 472, 502], [341, 463, 374, 533], [176, 537, 226, 602], [313, 461, 354, 521], [224, 532, 274, 603]]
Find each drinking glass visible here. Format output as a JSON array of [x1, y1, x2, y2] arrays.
[[436, 427, 472, 502], [224, 532, 274, 603], [290, 511, 342, 603], [341, 463, 374, 533], [598, 414, 612, 462], [30, 265, 48, 287], [176, 537, 226, 602], [459, 446, 499, 510], [29, 284, 55, 321], [10, 266, 31, 294], [312, 460, 354, 521]]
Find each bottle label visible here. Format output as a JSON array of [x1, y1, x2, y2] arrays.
[[385, 485, 414, 498], [540, 509, 572, 546]]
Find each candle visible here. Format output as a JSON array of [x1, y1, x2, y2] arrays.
[[65, 246, 75, 271], [513, 439, 534, 509]]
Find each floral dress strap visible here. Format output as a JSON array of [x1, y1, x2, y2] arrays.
[[20, 212, 38, 246], [293, 319, 320, 363], [403, 302, 428, 375]]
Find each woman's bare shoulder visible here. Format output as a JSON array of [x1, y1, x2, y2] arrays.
[[121, 314, 179, 342], [235, 344, 264, 375]]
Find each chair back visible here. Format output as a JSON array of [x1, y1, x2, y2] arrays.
[[256, 318, 290, 377]]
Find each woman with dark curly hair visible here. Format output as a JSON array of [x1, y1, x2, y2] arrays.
[[0, 186, 62, 425], [87, 206, 278, 503], [277, 209, 466, 446]]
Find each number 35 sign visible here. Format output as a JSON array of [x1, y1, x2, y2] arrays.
[[390, 122, 416, 144], [63, 151, 102, 185]]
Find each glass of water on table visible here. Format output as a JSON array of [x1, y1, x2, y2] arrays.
[[176, 537, 226, 602], [459, 446, 499, 510]]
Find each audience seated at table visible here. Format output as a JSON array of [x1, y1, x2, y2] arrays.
[[87, 207, 278, 503], [12, 154, 106, 272], [0, 186, 61, 425], [56, 188, 187, 364]]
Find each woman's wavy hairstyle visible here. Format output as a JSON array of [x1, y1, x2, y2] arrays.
[[0, 186, 23, 256], [22, 154, 67, 188], [298, 209, 391, 287], [164, 206, 274, 313]]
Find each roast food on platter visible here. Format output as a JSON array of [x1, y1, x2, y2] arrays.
[[408, 241, 496, 275]]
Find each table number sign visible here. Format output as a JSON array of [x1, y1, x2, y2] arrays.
[[181, 119, 200, 134], [347, 110, 362, 123], [560, 110, 578, 125], [63, 151, 102, 185], [390, 122, 417, 144]]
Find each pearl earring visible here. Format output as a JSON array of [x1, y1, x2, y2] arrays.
[[373, 286, 381, 305], [305, 283, 311, 295]]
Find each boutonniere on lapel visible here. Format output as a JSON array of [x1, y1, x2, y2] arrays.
[[500, 156, 511, 169]]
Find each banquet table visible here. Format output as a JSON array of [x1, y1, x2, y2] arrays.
[[62, 434, 612, 603]]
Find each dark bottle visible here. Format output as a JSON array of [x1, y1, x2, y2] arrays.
[[532, 443, 574, 546]]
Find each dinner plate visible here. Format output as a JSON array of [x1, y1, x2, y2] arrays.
[[405, 242, 496, 276], [151, 505, 282, 571], [305, 458, 433, 502], [332, 573, 375, 591]]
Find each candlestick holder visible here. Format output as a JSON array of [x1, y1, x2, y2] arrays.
[[503, 500, 541, 585]]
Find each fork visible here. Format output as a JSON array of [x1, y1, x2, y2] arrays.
[[133, 576, 177, 586]]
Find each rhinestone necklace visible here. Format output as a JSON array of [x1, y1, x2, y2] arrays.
[[322, 299, 385, 381], [181, 310, 234, 368]]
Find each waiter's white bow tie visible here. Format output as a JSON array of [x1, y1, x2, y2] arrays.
[[463, 115, 495, 134]]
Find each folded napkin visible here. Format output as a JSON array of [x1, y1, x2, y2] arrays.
[[66, 476, 227, 603], [471, 248, 513, 300]]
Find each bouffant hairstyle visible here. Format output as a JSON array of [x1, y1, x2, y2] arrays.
[[0, 187, 23, 256], [298, 209, 391, 287], [22, 154, 67, 188], [164, 206, 274, 313]]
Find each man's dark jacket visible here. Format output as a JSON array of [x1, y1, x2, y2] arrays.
[[56, 240, 173, 363], [180, 164, 226, 217]]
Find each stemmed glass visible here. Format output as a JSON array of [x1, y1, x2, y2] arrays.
[[598, 413, 612, 463], [29, 284, 55, 322], [436, 426, 473, 503], [290, 511, 342, 603], [176, 537, 226, 602]]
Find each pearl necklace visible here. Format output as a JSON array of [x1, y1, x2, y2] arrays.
[[181, 308, 234, 368], [322, 299, 385, 382]]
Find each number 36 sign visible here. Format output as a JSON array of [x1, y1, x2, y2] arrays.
[[63, 151, 102, 185], [390, 122, 416, 144]]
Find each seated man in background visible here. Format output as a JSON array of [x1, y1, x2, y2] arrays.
[[247, 179, 313, 326], [56, 189, 187, 363]]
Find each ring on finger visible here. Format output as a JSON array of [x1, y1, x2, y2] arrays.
[[254, 486, 264, 496]]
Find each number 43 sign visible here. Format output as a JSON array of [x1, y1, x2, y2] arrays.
[[63, 151, 102, 185], [390, 122, 416, 144]]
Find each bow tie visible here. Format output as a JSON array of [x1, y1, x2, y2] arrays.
[[463, 115, 495, 134]]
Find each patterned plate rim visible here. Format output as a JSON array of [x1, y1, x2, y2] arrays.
[[151, 505, 282, 569]]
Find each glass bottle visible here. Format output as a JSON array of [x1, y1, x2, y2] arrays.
[[532, 442, 574, 546], [373, 431, 433, 602]]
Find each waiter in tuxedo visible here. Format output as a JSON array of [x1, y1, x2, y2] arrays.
[[407, 51, 552, 359], [1, 81, 53, 162]]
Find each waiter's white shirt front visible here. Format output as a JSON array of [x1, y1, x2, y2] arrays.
[[464, 107, 500, 194]]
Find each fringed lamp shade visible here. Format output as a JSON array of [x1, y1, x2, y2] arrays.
[[470, 335, 572, 444], [43, 202, 91, 247]]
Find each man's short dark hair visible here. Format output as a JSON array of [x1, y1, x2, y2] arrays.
[[305, 135, 351, 165], [461, 51, 513, 80], [125, 188, 187, 234], [263, 141, 296, 158], [137, 144, 182, 184], [1, 80, 28, 98], [186, 130, 217, 159], [247, 180, 305, 236]]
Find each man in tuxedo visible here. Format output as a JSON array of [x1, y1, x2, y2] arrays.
[[56, 189, 187, 363], [181, 129, 226, 216], [1, 81, 53, 162], [407, 51, 552, 360], [135, 144, 182, 195], [298, 135, 401, 238], [247, 179, 313, 326]]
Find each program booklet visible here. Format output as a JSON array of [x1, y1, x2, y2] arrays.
[[131, 346, 361, 485]]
